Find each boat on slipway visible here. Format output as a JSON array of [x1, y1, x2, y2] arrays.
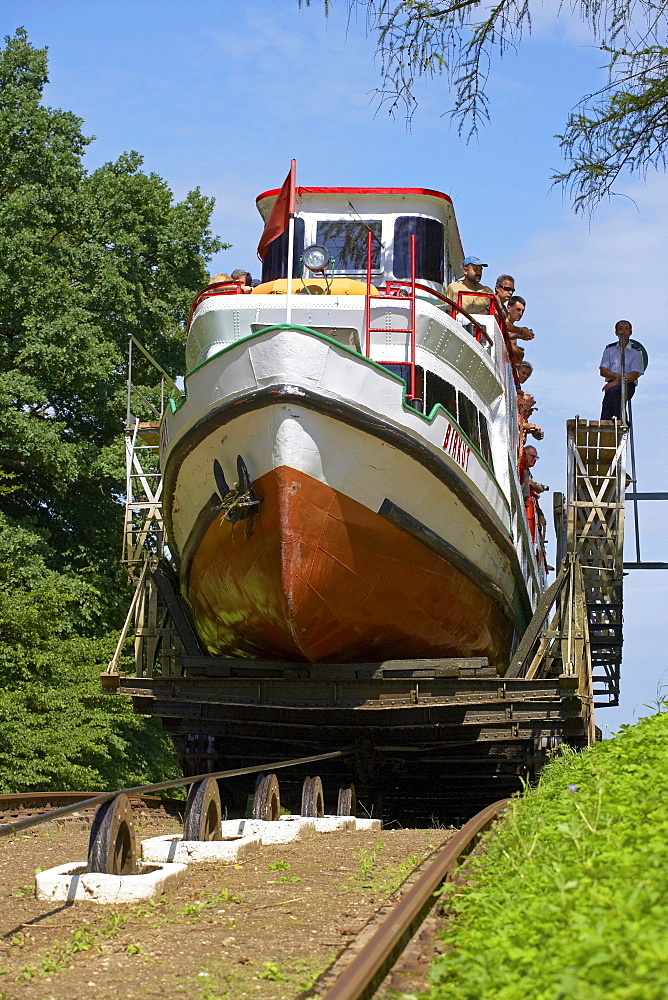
[[159, 185, 547, 667]]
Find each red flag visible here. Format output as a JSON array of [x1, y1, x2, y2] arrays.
[[257, 160, 296, 261]]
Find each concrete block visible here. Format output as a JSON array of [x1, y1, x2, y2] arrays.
[[220, 817, 316, 844], [313, 816, 356, 833], [278, 814, 356, 833], [141, 834, 261, 864], [35, 861, 187, 904], [354, 818, 382, 832]]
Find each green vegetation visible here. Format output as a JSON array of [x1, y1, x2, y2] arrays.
[[351, 838, 428, 897], [426, 709, 668, 1000], [196, 955, 326, 999], [178, 888, 244, 918], [356, 838, 385, 880], [310, 2, 668, 212], [17, 910, 128, 980], [0, 28, 223, 791]]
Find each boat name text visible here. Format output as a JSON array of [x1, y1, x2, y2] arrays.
[[442, 424, 470, 472]]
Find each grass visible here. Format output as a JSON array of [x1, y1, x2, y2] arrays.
[[195, 955, 329, 999], [10, 884, 244, 984], [351, 839, 430, 896], [424, 708, 668, 1000], [17, 911, 127, 980]]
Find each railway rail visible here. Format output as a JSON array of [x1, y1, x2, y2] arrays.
[[318, 797, 509, 1000], [0, 791, 184, 825], [0, 772, 510, 1000], [0, 749, 510, 1000]]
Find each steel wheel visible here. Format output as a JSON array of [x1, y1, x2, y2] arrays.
[[301, 776, 325, 817], [252, 773, 281, 821], [87, 794, 136, 875], [183, 777, 223, 841], [337, 783, 357, 817]]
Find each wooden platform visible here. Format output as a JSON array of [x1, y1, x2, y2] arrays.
[[118, 656, 594, 822]]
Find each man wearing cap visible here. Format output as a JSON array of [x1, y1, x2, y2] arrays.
[[599, 320, 644, 420], [446, 256, 495, 315]]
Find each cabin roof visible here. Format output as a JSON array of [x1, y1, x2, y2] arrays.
[[256, 186, 464, 275], [256, 185, 454, 205]]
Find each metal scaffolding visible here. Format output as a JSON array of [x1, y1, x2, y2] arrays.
[[104, 336, 186, 682], [565, 419, 626, 707]]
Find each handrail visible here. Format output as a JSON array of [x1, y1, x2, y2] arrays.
[[0, 750, 352, 839], [188, 270, 494, 352], [365, 277, 492, 349], [187, 280, 246, 329], [129, 335, 182, 396], [409, 234, 416, 398], [322, 798, 510, 1000], [456, 291, 521, 386]]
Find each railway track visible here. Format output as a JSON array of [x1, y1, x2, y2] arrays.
[[0, 757, 510, 1000], [316, 798, 509, 1000], [0, 791, 183, 825]]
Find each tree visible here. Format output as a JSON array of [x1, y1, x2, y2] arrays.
[[304, 1, 668, 212], [0, 28, 223, 790]]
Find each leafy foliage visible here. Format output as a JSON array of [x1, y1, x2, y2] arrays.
[[0, 28, 222, 791], [555, 42, 668, 212], [426, 709, 668, 1000], [305, 1, 668, 210]]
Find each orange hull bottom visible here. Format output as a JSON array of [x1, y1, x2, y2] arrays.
[[186, 467, 515, 664]]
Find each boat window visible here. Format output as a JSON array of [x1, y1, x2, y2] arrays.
[[426, 371, 457, 419], [479, 414, 494, 470], [457, 392, 481, 450], [261, 218, 305, 282], [393, 217, 444, 284], [315, 221, 382, 272]]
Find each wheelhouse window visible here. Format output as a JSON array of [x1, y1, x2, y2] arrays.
[[261, 218, 305, 282], [315, 220, 382, 272], [426, 371, 456, 419], [393, 217, 444, 284]]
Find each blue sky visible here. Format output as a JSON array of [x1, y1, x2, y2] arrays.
[[4, 0, 666, 731]]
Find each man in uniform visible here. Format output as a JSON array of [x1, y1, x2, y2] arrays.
[[600, 320, 644, 420], [446, 256, 495, 315]]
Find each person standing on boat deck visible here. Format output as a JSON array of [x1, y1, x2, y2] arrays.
[[524, 446, 549, 496], [495, 274, 515, 312], [599, 320, 644, 420], [518, 392, 543, 443], [445, 256, 495, 315], [505, 296, 534, 343], [517, 361, 533, 384], [231, 269, 253, 292]]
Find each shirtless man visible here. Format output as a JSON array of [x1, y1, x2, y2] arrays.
[[518, 392, 543, 442], [525, 445, 549, 495], [446, 256, 495, 315], [506, 296, 535, 343]]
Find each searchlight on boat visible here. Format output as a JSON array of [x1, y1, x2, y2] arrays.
[[302, 243, 331, 272]]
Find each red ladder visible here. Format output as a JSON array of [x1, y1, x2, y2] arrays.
[[364, 231, 417, 400]]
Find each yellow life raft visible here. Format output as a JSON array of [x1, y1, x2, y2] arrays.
[[251, 277, 379, 296]]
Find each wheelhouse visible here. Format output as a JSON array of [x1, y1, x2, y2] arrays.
[[255, 186, 463, 292]]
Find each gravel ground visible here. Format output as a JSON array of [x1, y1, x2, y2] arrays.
[[0, 814, 451, 999]]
